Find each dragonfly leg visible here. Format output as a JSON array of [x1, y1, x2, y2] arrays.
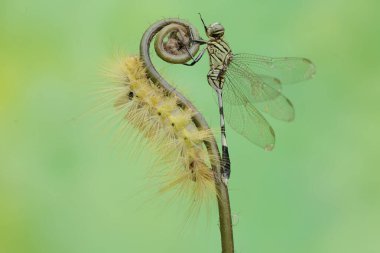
[[191, 39, 208, 45], [176, 30, 206, 65], [188, 27, 208, 45], [187, 27, 208, 45], [183, 47, 207, 66]]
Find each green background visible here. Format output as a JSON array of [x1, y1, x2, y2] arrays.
[[1, 0, 379, 252]]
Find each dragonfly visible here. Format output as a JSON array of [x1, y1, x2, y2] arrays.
[[182, 14, 316, 182]]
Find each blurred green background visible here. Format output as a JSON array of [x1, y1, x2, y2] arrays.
[[1, 0, 379, 252]]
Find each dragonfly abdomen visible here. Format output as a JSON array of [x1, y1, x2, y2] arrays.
[[207, 66, 227, 90]]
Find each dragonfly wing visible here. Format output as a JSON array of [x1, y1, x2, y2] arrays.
[[224, 65, 295, 122], [222, 74, 275, 150], [224, 96, 276, 151], [254, 94, 295, 122], [219, 52, 312, 149], [232, 53, 316, 85], [256, 74, 282, 92], [226, 61, 281, 102]]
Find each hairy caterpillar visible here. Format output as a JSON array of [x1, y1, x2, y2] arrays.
[[108, 55, 218, 208]]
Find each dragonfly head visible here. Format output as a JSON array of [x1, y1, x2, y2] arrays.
[[198, 14, 225, 39], [206, 22, 225, 39]]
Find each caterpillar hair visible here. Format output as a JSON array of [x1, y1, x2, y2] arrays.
[[104, 55, 218, 211]]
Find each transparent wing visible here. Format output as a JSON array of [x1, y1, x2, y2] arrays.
[[224, 63, 295, 122], [254, 94, 295, 122], [233, 53, 316, 85], [222, 83, 275, 150], [218, 52, 313, 149], [226, 61, 281, 102], [257, 74, 282, 92]]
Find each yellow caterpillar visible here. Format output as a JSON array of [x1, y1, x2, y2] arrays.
[[109, 55, 217, 207]]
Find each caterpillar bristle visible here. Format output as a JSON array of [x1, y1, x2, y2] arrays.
[[104, 55, 218, 210]]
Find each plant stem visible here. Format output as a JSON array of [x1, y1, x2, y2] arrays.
[[139, 18, 234, 253]]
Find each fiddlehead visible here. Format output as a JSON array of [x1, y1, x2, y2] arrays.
[[154, 22, 200, 63], [139, 18, 234, 253]]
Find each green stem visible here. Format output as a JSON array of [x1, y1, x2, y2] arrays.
[[139, 18, 234, 253]]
